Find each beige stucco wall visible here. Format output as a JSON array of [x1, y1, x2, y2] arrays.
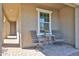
[[17, 4, 21, 47], [21, 4, 37, 48], [59, 7, 75, 45], [0, 4, 3, 55], [21, 4, 61, 48], [3, 16, 10, 38], [75, 7, 79, 48]]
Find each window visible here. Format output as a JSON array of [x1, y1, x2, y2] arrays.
[[36, 8, 52, 35]]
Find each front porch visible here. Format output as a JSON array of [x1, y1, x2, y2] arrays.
[[2, 43, 79, 56], [1, 3, 77, 48], [41, 43, 79, 56], [21, 3, 75, 48], [1, 3, 79, 56]]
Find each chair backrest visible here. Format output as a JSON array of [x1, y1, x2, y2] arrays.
[[30, 30, 38, 43], [52, 30, 64, 39]]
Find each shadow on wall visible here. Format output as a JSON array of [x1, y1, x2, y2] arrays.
[[0, 48, 2, 56]]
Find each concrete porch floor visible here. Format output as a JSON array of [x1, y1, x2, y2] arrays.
[[41, 43, 79, 56], [2, 43, 79, 56]]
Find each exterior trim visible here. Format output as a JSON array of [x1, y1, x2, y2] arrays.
[[36, 8, 53, 13], [36, 8, 52, 35]]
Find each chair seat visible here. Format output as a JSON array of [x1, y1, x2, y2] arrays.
[[33, 40, 39, 43], [54, 39, 64, 42]]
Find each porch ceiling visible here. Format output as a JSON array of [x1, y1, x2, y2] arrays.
[[35, 3, 79, 9], [64, 3, 79, 8], [3, 4, 20, 22], [35, 3, 67, 9]]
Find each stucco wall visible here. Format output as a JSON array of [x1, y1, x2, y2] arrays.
[[0, 4, 3, 55], [3, 16, 10, 38], [75, 7, 79, 48], [21, 4, 60, 48], [59, 7, 75, 45]]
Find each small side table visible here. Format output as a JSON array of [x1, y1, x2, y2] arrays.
[[45, 34, 55, 44]]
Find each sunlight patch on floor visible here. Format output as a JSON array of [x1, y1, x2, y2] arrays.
[[2, 47, 45, 56]]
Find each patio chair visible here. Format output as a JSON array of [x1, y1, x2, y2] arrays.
[[30, 30, 45, 48], [52, 30, 64, 44]]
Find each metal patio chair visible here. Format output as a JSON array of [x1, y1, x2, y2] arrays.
[[52, 30, 65, 44], [30, 30, 45, 49]]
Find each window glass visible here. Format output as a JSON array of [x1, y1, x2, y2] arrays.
[[40, 12, 49, 34], [44, 23, 49, 33]]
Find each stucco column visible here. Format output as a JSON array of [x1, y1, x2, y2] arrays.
[[75, 7, 79, 48], [0, 4, 3, 55]]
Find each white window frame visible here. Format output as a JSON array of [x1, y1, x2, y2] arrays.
[[36, 8, 53, 35]]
